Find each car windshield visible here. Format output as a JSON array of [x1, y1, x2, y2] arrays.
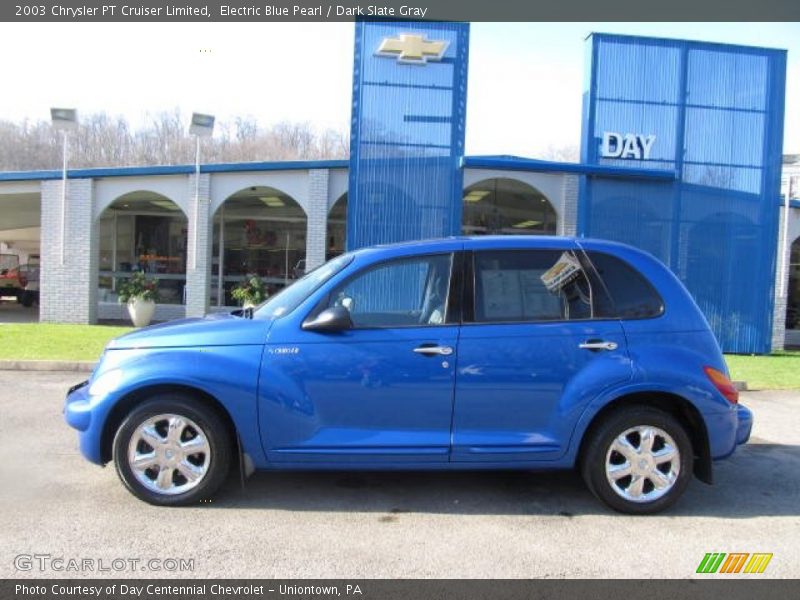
[[252, 253, 354, 320]]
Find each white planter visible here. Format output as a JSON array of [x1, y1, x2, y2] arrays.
[[127, 298, 156, 328]]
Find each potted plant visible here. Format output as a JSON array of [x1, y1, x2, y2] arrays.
[[231, 273, 267, 309], [118, 271, 159, 327]]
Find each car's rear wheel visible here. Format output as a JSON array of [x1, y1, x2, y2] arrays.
[[113, 395, 232, 506], [581, 407, 693, 514]]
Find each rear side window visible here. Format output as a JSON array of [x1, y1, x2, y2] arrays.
[[584, 251, 664, 319], [473, 250, 598, 323]]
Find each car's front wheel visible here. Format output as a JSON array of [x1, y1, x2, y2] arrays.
[[112, 395, 232, 506], [581, 407, 693, 514]]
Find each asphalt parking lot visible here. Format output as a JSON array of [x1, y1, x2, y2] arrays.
[[0, 371, 798, 579], [0, 300, 38, 323]]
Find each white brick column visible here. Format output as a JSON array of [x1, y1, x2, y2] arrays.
[[772, 206, 800, 351], [40, 178, 98, 324], [306, 169, 330, 270], [185, 173, 212, 318], [561, 174, 579, 236]]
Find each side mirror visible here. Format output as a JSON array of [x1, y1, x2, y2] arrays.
[[302, 305, 353, 332]]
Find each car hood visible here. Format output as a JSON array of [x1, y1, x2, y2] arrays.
[[107, 312, 271, 349]]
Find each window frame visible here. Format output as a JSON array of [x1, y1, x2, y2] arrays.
[[306, 251, 462, 331], [579, 249, 666, 321], [463, 247, 617, 326]]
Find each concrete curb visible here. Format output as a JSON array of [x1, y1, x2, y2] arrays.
[[0, 360, 95, 372]]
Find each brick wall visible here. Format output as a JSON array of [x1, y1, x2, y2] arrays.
[[306, 169, 329, 270], [40, 178, 98, 323], [185, 173, 212, 318], [773, 206, 800, 350], [561, 175, 579, 236]]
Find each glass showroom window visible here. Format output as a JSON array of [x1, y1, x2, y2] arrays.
[[327, 193, 347, 259], [211, 186, 307, 307], [462, 178, 557, 235], [97, 192, 188, 305], [787, 237, 800, 332]]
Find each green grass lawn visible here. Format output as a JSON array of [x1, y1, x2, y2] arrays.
[[0, 324, 132, 361], [725, 351, 800, 391], [1, 323, 798, 390]]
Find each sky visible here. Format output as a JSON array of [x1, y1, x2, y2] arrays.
[[0, 21, 797, 158]]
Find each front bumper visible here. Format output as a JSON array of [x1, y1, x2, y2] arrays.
[[64, 380, 91, 430], [64, 379, 107, 465], [735, 403, 753, 445]]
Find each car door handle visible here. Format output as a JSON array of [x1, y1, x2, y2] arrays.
[[579, 340, 618, 351], [413, 345, 454, 356]]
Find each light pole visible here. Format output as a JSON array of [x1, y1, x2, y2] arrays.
[[50, 108, 78, 266], [188, 112, 214, 271]]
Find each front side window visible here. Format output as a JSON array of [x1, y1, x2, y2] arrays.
[[327, 254, 453, 328], [473, 250, 599, 323], [253, 253, 353, 320]]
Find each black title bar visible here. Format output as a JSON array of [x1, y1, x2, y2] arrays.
[[3, 0, 800, 22], [3, 580, 800, 600]]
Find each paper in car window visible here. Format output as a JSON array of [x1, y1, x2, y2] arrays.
[[482, 268, 564, 320], [480, 269, 523, 319], [521, 270, 562, 318], [541, 252, 582, 293]]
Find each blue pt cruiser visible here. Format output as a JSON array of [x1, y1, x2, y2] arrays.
[[65, 236, 752, 514]]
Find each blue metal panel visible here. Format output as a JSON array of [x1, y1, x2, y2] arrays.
[[579, 33, 787, 354], [463, 155, 676, 180], [347, 21, 469, 250]]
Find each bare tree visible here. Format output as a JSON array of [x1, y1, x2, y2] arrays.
[[0, 110, 350, 171], [540, 143, 580, 163]]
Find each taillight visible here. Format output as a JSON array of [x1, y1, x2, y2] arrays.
[[704, 366, 738, 404]]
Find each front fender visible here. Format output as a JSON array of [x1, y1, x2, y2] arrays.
[[73, 345, 265, 466]]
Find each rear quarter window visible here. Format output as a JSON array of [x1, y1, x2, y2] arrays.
[[584, 251, 665, 319]]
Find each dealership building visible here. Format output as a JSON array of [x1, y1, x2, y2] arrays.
[[0, 26, 798, 354]]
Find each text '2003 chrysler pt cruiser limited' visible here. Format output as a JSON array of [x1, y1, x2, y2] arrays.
[[65, 236, 752, 514]]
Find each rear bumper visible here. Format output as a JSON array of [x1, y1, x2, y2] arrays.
[[735, 403, 753, 445], [707, 402, 753, 460]]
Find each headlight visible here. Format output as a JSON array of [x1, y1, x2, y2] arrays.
[[88, 368, 124, 396]]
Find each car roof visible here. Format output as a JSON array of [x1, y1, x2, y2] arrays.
[[365, 235, 616, 252]]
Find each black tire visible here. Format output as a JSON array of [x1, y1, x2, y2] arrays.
[[580, 407, 693, 515], [21, 291, 33, 307], [113, 394, 233, 506]]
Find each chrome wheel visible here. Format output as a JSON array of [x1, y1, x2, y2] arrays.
[[605, 425, 680, 504], [127, 413, 211, 496]]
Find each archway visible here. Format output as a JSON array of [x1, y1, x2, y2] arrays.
[[211, 186, 307, 307], [462, 178, 557, 235], [97, 191, 188, 305], [327, 193, 347, 259]]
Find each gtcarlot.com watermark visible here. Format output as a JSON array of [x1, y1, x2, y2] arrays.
[[14, 553, 194, 573]]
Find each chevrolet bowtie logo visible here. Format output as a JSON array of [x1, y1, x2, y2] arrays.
[[375, 34, 449, 65]]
